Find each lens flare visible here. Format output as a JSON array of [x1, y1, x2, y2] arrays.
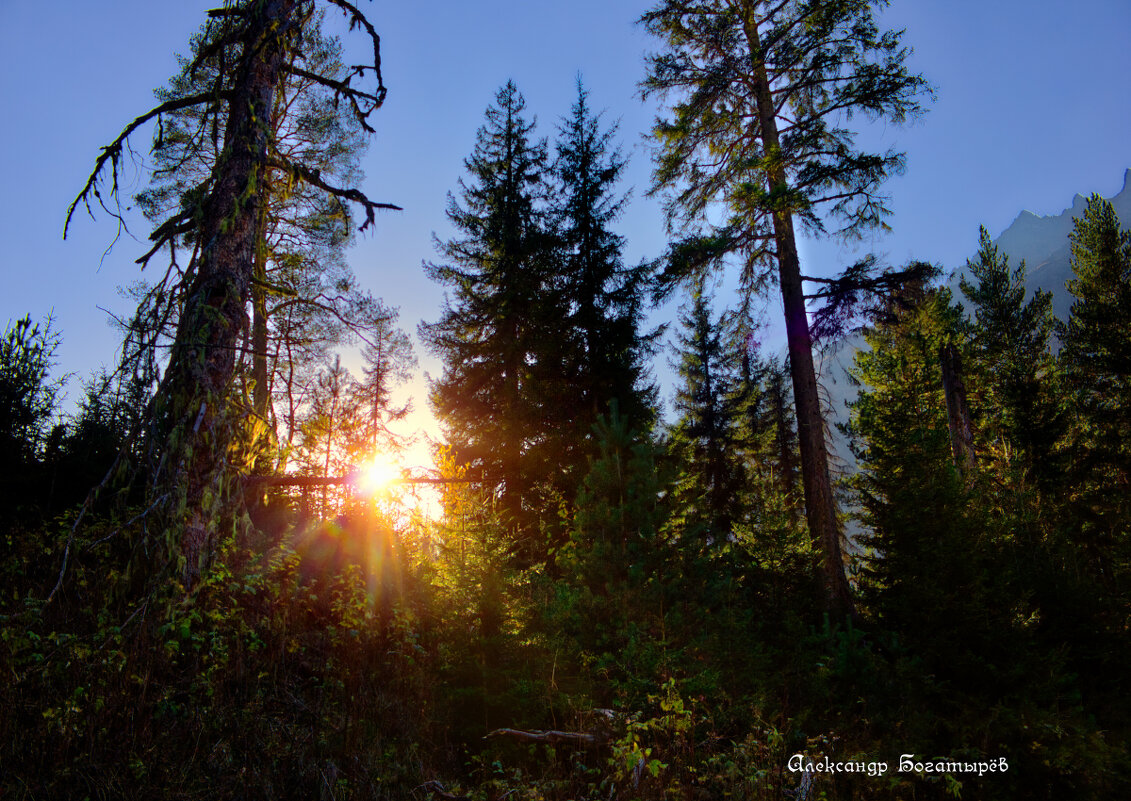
[[355, 456, 401, 495]]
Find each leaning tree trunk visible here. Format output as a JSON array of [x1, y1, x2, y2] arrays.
[[150, 0, 299, 589], [742, 12, 856, 621]]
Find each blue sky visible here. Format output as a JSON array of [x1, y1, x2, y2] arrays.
[[1, 0, 1128, 433]]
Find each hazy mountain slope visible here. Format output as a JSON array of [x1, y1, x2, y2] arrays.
[[825, 168, 1131, 506], [1002, 168, 1131, 320]]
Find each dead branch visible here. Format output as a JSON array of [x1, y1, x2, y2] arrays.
[[322, 0, 386, 103], [283, 64, 384, 131], [267, 156, 401, 231], [136, 217, 197, 268], [64, 91, 231, 239]]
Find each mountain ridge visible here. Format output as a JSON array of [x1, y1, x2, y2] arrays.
[[824, 168, 1131, 491], [997, 167, 1131, 320]]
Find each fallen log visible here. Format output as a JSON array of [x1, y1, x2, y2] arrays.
[[484, 728, 606, 747], [415, 780, 469, 801], [244, 474, 477, 487]]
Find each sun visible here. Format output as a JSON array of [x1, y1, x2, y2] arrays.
[[354, 455, 402, 496]]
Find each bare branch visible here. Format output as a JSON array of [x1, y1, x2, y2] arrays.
[[266, 155, 401, 231], [136, 216, 197, 268], [322, 0, 387, 111], [282, 64, 384, 132], [65, 91, 231, 239]]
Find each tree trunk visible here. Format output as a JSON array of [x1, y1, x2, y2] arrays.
[[322, 386, 338, 518], [150, 0, 298, 589], [769, 365, 798, 507], [251, 201, 271, 421], [940, 342, 977, 483], [741, 10, 855, 620]]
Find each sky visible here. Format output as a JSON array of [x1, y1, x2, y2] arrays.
[[1, 0, 1128, 468]]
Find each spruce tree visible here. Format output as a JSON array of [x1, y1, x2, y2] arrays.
[[846, 288, 999, 666], [1057, 197, 1131, 577], [726, 310, 800, 513], [421, 82, 559, 548], [570, 403, 665, 589], [552, 80, 654, 443], [668, 277, 745, 545], [959, 227, 1057, 471], [1060, 197, 1131, 459]]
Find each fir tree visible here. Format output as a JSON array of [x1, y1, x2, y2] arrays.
[[725, 310, 801, 514], [552, 80, 655, 443], [1060, 197, 1131, 461], [846, 288, 1001, 669], [569, 403, 665, 590]]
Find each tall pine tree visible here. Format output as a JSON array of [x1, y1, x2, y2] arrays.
[[66, 0, 393, 587], [640, 0, 931, 619]]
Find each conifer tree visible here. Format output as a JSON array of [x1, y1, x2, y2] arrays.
[[569, 404, 665, 589], [552, 80, 655, 446], [354, 305, 416, 455], [67, 0, 394, 587], [846, 287, 996, 661], [668, 278, 745, 544], [1057, 197, 1131, 575], [0, 316, 64, 521], [0, 316, 63, 471], [297, 355, 352, 516], [421, 82, 559, 547], [959, 227, 1057, 470], [1060, 197, 1131, 456], [640, 0, 931, 618], [133, 12, 386, 438]]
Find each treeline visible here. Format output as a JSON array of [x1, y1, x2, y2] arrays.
[[3, 1, 1131, 800]]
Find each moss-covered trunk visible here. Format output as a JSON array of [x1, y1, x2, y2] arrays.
[[150, 0, 299, 588]]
